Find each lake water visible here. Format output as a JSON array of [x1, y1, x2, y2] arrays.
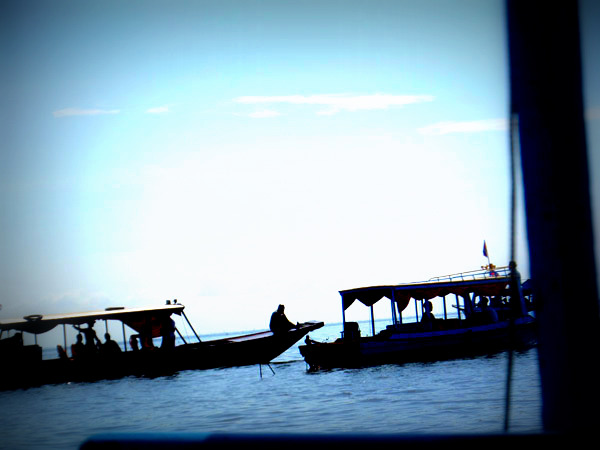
[[0, 321, 542, 450]]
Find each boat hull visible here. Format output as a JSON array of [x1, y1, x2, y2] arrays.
[[1, 321, 323, 390], [299, 317, 536, 370]]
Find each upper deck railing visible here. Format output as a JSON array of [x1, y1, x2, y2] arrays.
[[427, 266, 510, 283]]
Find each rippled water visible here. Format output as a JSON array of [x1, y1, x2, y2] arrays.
[[0, 323, 542, 450]]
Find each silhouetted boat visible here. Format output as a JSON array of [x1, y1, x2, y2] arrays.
[[299, 265, 536, 370], [0, 302, 323, 390]]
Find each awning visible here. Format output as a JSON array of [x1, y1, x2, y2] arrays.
[[0, 304, 185, 335], [340, 277, 512, 312]]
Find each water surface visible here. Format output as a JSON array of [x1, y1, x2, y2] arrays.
[[0, 322, 542, 449]]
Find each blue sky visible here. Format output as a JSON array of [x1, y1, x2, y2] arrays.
[[2, 0, 596, 338]]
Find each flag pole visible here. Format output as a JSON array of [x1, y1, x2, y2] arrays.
[[483, 240, 494, 271]]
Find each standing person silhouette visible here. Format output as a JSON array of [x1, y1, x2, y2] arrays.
[[73, 321, 100, 353]]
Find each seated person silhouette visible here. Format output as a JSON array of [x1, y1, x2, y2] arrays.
[[269, 304, 297, 334], [421, 300, 436, 331], [100, 333, 122, 356], [129, 335, 140, 351], [479, 297, 499, 324], [71, 333, 86, 359]]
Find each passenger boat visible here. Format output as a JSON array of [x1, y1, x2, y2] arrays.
[[0, 301, 323, 390], [299, 264, 536, 370]]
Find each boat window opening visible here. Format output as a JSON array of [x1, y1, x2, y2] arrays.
[[395, 299, 404, 325], [455, 294, 462, 321], [169, 314, 187, 345], [176, 313, 195, 344], [175, 326, 188, 345], [177, 314, 191, 343]]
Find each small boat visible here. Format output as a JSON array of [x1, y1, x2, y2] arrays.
[[0, 301, 323, 390], [299, 265, 536, 370]]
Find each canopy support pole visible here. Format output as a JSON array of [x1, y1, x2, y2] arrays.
[[397, 301, 403, 325], [391, 290, 398, 326], [443, 296, 448, 320], [182, 311, 201, 343], [370, 305, 375, 336], [122, 322, 127, 352], [414, 300, 419, 322]]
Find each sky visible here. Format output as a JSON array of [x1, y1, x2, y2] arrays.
[[1, 0, 597, 340]]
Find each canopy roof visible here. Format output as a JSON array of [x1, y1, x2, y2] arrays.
[[0, 304, 184, 335], [340, 276, 512, 312]]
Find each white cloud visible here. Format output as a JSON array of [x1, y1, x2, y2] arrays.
[[247, 109, 281, 119], [146, 106, 170, 114], [234, 94, 434, 115], [53, 108, 120, 118], [418, 118, 508, 135]]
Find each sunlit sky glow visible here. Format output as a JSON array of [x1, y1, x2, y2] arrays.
[[1, 0, 598, 340]]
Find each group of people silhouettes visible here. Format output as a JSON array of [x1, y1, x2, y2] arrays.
[[67, 321, 122, 360], [419, 294, 501, 330], [65, 315, 177, 360]]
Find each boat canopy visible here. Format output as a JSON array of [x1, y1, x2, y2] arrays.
[[0, 304, 185, 335], [340, 276, 512, 312]]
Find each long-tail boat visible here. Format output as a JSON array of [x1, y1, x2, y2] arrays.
[[0, 301, 323, 390]]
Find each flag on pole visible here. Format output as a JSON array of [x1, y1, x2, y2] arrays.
[[483, 240, 488, 258]]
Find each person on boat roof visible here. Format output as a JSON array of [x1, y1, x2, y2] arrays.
[[270, 304, 298, 334]]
